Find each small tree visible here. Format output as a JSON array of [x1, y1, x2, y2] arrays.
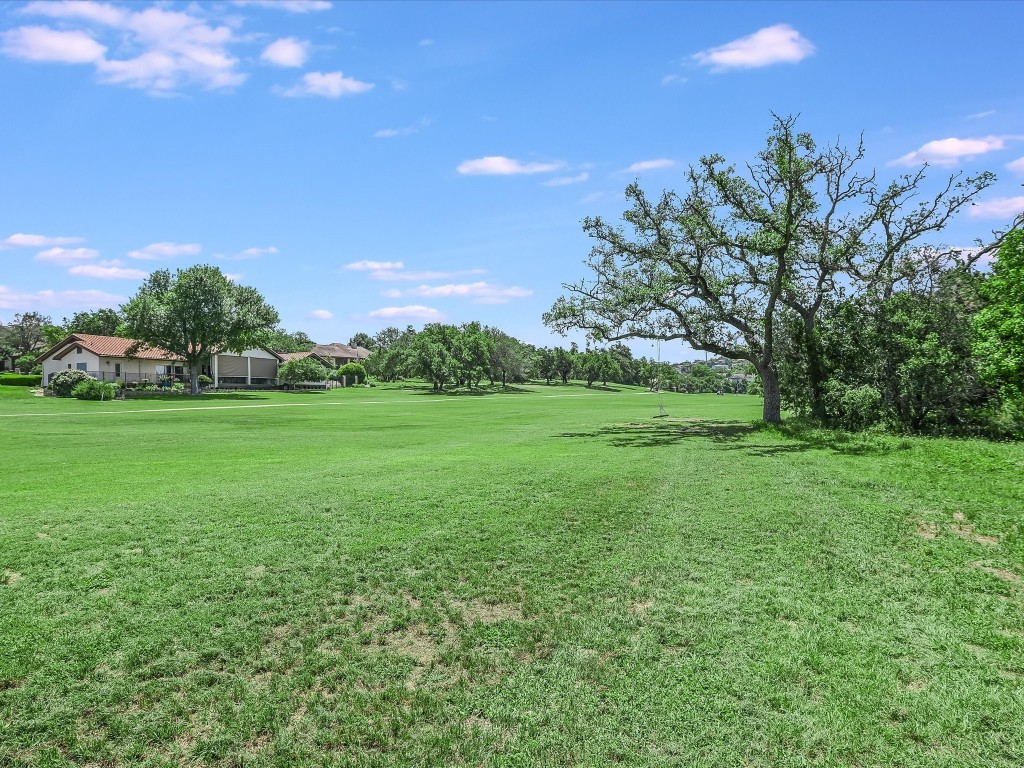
[[15, 353, 37, 372], [122, 266, 279, 395], [279, 356, 330, 388], [334, 362, 368, 385]]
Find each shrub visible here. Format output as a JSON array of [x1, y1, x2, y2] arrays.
[[335, 362, 368, 384], [0, 374, 43, 387], [71, 379, 117, 401], [31, 365, 42, 375], [198, 374, 213, 387], [49, 369, 96, 397], [171, 382, 185, 392], [823, 382, 883, 432], [15, 353, 37, 372]]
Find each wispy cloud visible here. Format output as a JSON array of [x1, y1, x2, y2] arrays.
[[345, 260, 404, 271], [308, 308, 333, 319], [969, 196, 1024, 219], [369, 268, 487, 282], [260, 37, 310, 68], [693, 24, 814, 71], [2, 233, 84, 248], [233, 0, 332, 12], [418, 39, 434, 47], [625, 158, 675, 173], [967, 110, 996, 120], [542, 172, 589, 187], [1007, 157, 1024, 174], [368, 305, 442, 320], [127, 242, 201, 260], [374, 117, 431, 138], [34, 247, 100, 264], [278, 70, 374, 98], [457, 156, 564, 176], [218, 246, 279, 261], [891, 136, 1012, 167], [0, 285, 125, 311], [69, 260, 147, 279], [386, 281, 532, 305], [660, 74, 687, 86]]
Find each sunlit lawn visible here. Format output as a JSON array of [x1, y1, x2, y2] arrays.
[[1, 382, 1021, 767]]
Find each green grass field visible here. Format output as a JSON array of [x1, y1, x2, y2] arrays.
[[1, 383, 1022, 767]]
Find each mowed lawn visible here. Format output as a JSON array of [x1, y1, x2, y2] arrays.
[[1, 383, 1022, 768]]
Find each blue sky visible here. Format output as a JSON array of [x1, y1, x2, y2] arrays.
[[2, 0, 1022, 358]]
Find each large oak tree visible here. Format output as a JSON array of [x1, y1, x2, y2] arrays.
[[545, 116, 993, 422]]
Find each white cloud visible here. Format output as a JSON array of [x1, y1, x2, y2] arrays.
[[661, 74, 687, 86], [69, 261, 147, 279], [345, 260, 405, 271], [626, 159, 675, 173], [891, 136, 1009, 167], [260, 37, 310, 68], [232, 0, 332, 11], [308, 308, 333, 319], [34, 247, 100, 264], [1007, 157, 1024, 174], [278, 71, 374, 98], [0, 285, 125, 311], [368, 305, 442, 320], [389, 281, 532, 305], [2, 233, 84, 248], [374, 117, 431, 138], [13, 3, 246, 94], [457, 156, 564, 176], [968, 196, 1024, 220], [127, 242, 201, 260], [967, 110, 996, 120], [693, 24, 815, 71], [219, 246, 279, 260], [418, 39, 434, 46], [224, 272, 243, 282], [368, 268, 487, 282], [542, 172, 589, 187], [1, 26, 106, 64]]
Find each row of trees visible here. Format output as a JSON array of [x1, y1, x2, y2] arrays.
[[546, 114, 1023, 436]]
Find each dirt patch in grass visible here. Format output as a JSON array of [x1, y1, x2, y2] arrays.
[[451, 597, 524, 624], [629, 599, 654, 616], [904, 679, 928, 691], [2, 569, 22, 585], [950, 512, 1000, 545], [973, 562, 1021, 582], [915, 522, 939, 540], [383, 623, 447, 665]]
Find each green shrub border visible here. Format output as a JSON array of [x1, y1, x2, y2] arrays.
[[0, 374, 42, 386]]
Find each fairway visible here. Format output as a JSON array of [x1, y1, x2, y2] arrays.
[[1, 384, 1022, 767]]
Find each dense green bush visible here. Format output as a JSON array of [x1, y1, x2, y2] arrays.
[[49, 369, 96, 397], [334, 362, 367, 384], [0, 374, 42, 387], [823, 382, 883, 432], [71, 379, 117, 401], [198, 374, 213, 387]]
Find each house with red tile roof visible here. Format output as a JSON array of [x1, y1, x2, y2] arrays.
[[37, 334, 283, 388]]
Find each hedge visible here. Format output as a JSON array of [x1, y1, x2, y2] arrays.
[[0, 374, 42, 387]]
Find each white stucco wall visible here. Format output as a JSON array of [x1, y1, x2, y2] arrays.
[[42, 348, 100, 385]]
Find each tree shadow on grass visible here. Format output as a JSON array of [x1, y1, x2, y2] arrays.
[[405, 385, 534, 397], [558, 418, 895, 456]]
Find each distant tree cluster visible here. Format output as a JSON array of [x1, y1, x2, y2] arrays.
[[546, 114, 1023, 436]]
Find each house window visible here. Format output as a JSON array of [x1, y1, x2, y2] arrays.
[[76, 347, 82, 354], [115, 363, 121, 376], [76, 363, 87, 371]]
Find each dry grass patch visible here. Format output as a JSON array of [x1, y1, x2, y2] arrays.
[[2, 569, 22, 585], [973, 562, 1021, 583], [451, 597, 524, 625], [950, 512, 1000, 546]]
